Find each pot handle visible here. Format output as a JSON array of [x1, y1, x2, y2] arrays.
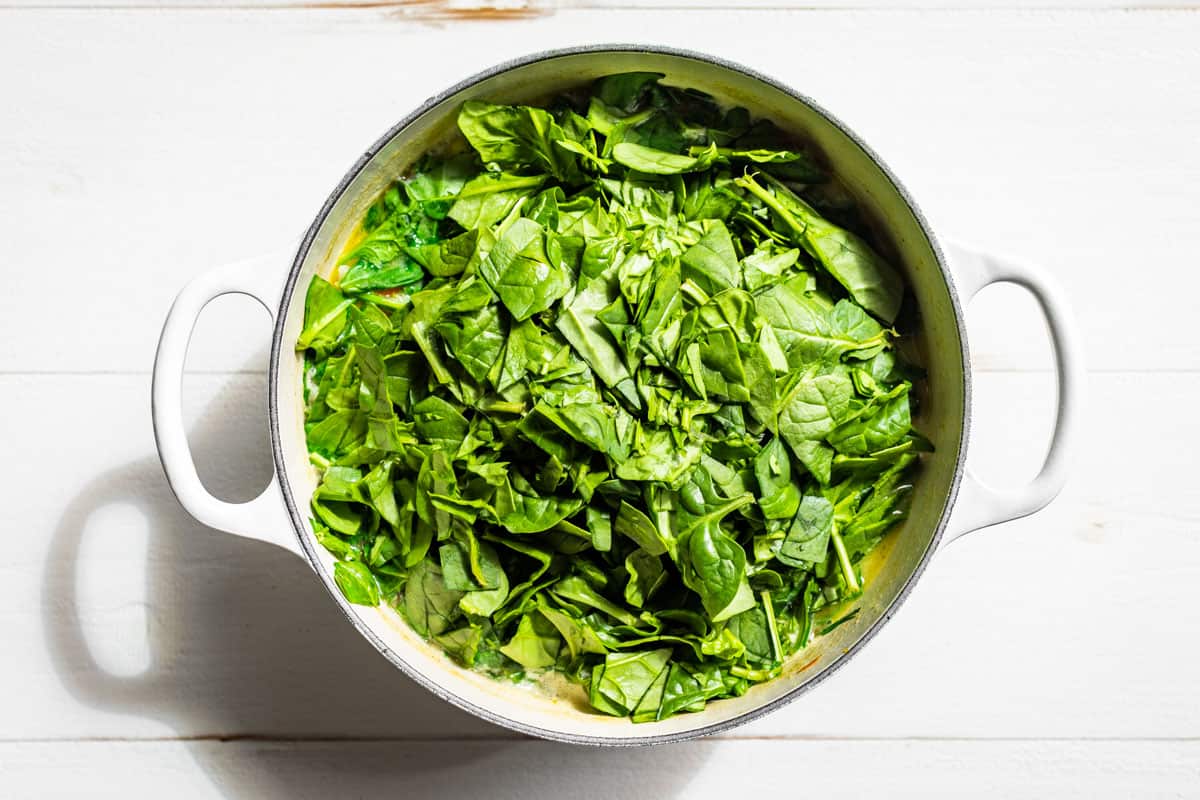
[[151, 250, 302, 557], [940, 241, 1084, 545]]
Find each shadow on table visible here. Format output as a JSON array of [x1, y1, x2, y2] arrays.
[[41, 360, 697, 798]]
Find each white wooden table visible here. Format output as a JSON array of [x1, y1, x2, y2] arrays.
[[3, 2, 1198, 796]]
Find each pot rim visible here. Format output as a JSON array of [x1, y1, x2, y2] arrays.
[[267, 43, 971, 746]]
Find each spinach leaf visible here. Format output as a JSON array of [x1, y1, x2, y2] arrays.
[[412, 395, 469, 453], [615, 500, 668, 556], [590, 649, 672, 716], [340, 254, 424, 294], [439, 540, 481, 591], [738, 173, 904, 323], [777, 367, 855, 484], [500, 611, 562, 669], [615, 428, 702, 485], [406, 229, 478, 277], [680, 220, 740, 295], [405, 154, 475, 219], [586, 505, 613, 552], [538, 604, 607, 659], [681, 520, 756, 623], [479, 217, 571, 321], [404, 561, 463, 637], [594, 72, 664, 112], [551, 576, 639, 627], [777, 494, 835, 567], [755, 276, 889, 367], [493, 477, 583, 534], [556, 277, 643, 410], [333, 561, 381, 606], [727, 603, 776, 664], [612, 142, 717, 175], [828, 385, 912, 455], [298, 277, 351, 353], [742, 247, 801, 291], [458, 101, 585, 182], [754, 437, 801, 520], [448, 172, 547, 229], [624, 550, 667, 608], [658, 662, 727, 719], [677, 482, 756, 622], [459, 541, 510, 617], [435, 625, 485, 667], [434, 302, 507, 384]]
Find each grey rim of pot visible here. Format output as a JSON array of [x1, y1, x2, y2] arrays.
[[266, 44, 968, 747]]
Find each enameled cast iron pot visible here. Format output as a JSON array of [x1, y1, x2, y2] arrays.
[[152, 46, 1083, 745]]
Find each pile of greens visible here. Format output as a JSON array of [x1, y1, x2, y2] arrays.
[[298, 73, 925, 722]]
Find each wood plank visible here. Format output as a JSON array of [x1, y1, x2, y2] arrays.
[[0, 9, 1196, 373], [1, 739, 1197, 799], [7, 371, 1198, 741]]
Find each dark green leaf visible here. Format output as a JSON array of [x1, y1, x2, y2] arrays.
[[777, 494, 835, 567], [404, 560, 463, 637]]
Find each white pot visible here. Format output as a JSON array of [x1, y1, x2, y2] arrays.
[[152, 45, 1084, 745]]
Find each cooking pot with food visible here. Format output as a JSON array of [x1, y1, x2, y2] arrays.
[[152, 45, 1082, 745]]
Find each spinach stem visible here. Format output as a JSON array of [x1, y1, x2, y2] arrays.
[[735, 210, 785, 244], [680, 279, 710, 306], [552, 519, 592, 540], [362, 292, 413, 311], [734, 174, 806, 240], [830, 523, 860, 595], [761, 590, 783, 664], [479, 399, 527, 414]]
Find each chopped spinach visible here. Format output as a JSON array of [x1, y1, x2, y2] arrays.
[[297, 74, 925, 722]]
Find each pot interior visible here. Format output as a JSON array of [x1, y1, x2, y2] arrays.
[[272, 48, 967, 743]]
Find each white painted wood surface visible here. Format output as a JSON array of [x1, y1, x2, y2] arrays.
[[1, 4, 1197, 797], [3, 741, 1199, 799]]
